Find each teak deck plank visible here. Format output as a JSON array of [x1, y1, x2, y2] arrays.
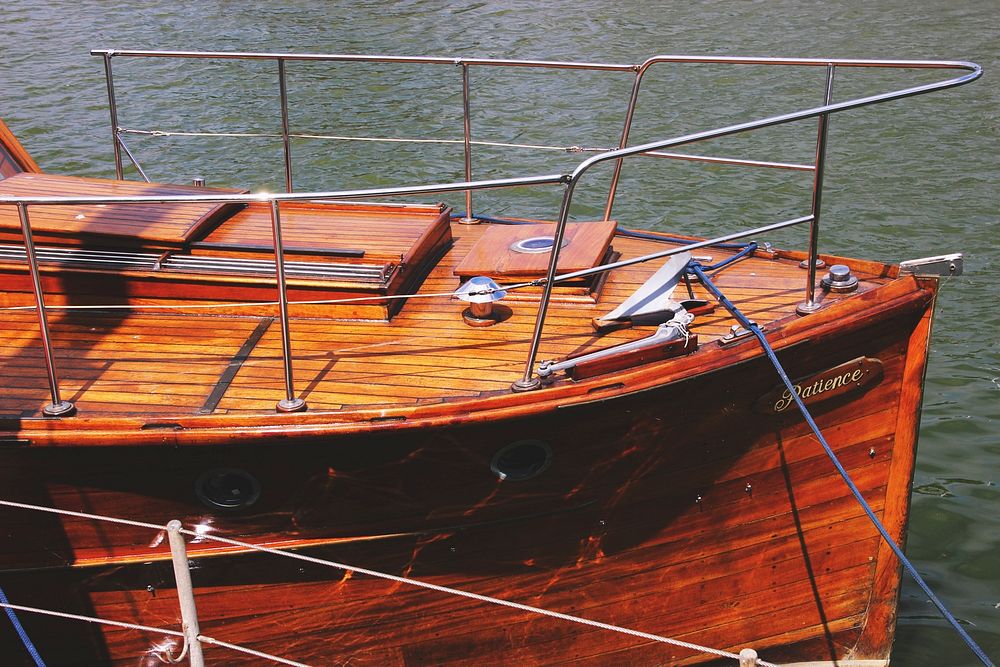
[[0, 218, 885, 418]]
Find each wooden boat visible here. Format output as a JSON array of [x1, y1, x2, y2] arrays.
[[0, 52, 983, 666]]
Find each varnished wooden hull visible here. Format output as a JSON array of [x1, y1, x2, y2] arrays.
[[0, 278, 935, 666]]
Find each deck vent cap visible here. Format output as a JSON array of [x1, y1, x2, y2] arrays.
[[455, 275, 507, 304], [455, 276, 507, 326]]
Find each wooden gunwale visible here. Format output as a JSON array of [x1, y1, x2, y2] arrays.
[[0, 119, 41, 173]]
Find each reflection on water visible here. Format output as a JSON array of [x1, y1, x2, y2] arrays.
[[2, 0, 999, 663]]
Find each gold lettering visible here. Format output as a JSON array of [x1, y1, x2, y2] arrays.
[[774, 386, 799, 413], [759, 358, 881, 415]]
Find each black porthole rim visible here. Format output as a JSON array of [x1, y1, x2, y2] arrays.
[[194, 467, 263, 511], [490, 439, 554, 482]]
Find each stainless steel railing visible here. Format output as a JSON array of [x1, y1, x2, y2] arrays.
[[1, 52, 981, 412], [89, 50, 980, 220], [90, 51, 981, 320], [91, 48, 639, 211]]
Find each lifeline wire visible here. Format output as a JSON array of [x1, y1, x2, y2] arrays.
[[0, 219, 779, 313], [688, 262, 995, 667], [0, 601, 310, 667], [0, 499, 775, 667]]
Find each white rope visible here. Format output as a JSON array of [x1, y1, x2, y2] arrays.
[[0, 499, 776, 666], [0, 600, 183, 637], [0, 499, 165, 531], [195, 636, 311, 667], [0, 601, 311, 667]]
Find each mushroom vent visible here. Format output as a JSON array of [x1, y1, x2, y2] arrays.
[[455, 276, 508, 327]]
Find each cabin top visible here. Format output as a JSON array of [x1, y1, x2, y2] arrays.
[[0, 172, 245, 248], [0, 150, 455, 321]]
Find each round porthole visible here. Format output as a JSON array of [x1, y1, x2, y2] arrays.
[[195, 468, 261, 510], [491, 440, 553, 481], [509, 236, 569, 254]]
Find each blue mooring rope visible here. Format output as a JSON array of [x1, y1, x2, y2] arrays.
[[688, 262, 994, 667], [0, 585, 46, 667]]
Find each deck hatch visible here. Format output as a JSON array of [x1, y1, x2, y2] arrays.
[[0, 173, 245, 248]]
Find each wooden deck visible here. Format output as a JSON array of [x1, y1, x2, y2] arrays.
[[0, 218, 882, 420]]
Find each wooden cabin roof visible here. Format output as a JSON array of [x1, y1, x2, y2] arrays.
[[0, 173, 244, 248], [192, 200, 451, 266]]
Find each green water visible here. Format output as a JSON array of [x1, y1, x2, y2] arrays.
[[2, 1, 998, 664]]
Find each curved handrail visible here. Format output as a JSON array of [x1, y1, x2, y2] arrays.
[[602, 55, 981, 217], [591, 57, 980, 182], [515, 57, 981, 388], [0, 173, 567, 206]]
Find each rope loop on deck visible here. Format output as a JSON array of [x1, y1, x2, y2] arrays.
[[159, 633, 189, 664]]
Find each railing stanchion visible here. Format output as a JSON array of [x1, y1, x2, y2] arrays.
[[16, 203, 75, 417], [459, 62, 477, 224], [512, 181, 576, 392], [101, 52, 124, 180], [166, 520, 205, 667], [278, 58, 294, 192], [603, 68, 643, 221], [269, 200, 306, 412], [739, 648, 758, 667], [797, 63, 835, 315]]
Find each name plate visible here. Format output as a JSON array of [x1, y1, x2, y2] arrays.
[[755, 356, 883, 415]]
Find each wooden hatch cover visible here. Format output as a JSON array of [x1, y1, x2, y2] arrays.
[[453, 220, 617, 280], [0, 173, 245, 249]]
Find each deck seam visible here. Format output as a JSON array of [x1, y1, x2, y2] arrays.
[[198, 317, 274, 414]]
